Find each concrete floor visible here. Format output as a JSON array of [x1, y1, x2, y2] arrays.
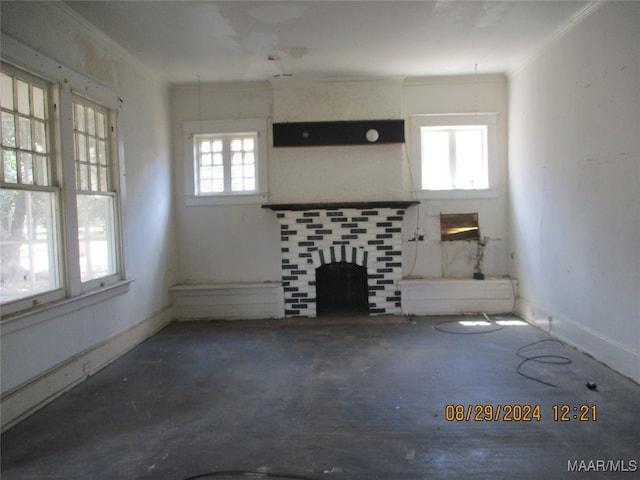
[[2, 314, 639, 479]]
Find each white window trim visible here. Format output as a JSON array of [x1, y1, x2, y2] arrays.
[[1, 35, 129, 318], [183, 118, 269, 206], [410, 113, 498, 200]]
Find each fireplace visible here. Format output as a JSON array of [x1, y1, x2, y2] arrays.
[[316, 261, 369, 316], [263, 201, 418, 317]]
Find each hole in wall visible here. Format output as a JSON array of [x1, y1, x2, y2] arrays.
[[440, 213, 479, 241]]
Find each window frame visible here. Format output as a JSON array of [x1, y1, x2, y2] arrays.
[[1, 63, 65, 312], [410, 113, 498, 199], [1, 37, 127, 318], [183, 118, 268, 206], [72, 94, 123, 291]]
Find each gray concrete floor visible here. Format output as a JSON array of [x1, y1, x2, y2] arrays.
[[2, 314, 639, 479]]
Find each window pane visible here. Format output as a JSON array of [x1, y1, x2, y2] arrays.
[[230, 138, 242, 151], [18, 116, 32, 150], [90, 165, 98, 191], [201, 153, 212, 166], [231, 152, 242, 165], [97, 140, 107, 165], [2, 111, 16, 148], [77, 163, 89, 190], [244, 152, 254, 164], [99, 166, 109, 191], [200, 140, 211, 153], [200, 166, 213, 179], [34, 120, 47, 153], [1, 73, 14, 110], [212, 140, 223, 152], [200, 179, 213, 193], [32, 86, 45, 120], [19, 152, 33, 184], [35, 155, 48, 185], [86, 108, 96, 136], [212, 178, 224, 192], [77, 194, 117, 282], [212, 153, 223, 165], [16, 80, 30, 115], [75, 104, 86, 132], [231, 165, 242, 178], [455, 129, 486, 189], [96, 112, 106, 138], [244, 178, 255, 191], [3, 150, 17, 183], [88, 137, 97, 164], [421, 130, 450, 190], [231, 177, 243, 191], [76, 133, 87, 164], [0, 189, 59, 303], [243, 137, 254, 151]]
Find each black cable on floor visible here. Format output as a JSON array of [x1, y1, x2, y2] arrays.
[[183, 471, 319, 480], [516, 339, 572, 388]]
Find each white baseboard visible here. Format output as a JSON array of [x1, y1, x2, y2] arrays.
[[399, 277, 518, 315], [517, 298, 640, 384], [1, 306, 172, 432], [170, 282, 284, 320]]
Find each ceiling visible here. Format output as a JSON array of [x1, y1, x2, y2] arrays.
[[65, 1, 594, 84]]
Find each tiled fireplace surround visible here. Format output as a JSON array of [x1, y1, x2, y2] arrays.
[[263, 201, 418, 317]]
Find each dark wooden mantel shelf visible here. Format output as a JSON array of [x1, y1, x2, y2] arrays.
[[262, 201, 419, 211]]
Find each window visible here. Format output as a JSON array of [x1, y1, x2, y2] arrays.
[[411, 113, 497, 198], [184, 119, 268, 206], [1, 60, 124, 315], [1, 66, 61, 306], [73, 98, 119, 284], [195, 133, 257, 195]]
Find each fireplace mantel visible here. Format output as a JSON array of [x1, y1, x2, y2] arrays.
[[262, 200, 418, 211]]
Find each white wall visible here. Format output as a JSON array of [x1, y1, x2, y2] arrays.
[[403, 75, 509, 278], [508, 2, 640, 382], [171, 82, 281, 284], [1, 2, 175, 427], [172, 75, 509, 285]]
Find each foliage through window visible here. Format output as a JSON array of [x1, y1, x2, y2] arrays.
[[1, 67, 60, 304], [1, 61, 123, 314], [73, 99, 118, 282]]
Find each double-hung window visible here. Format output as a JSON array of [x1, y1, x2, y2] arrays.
[[411, 113, 498, 198], [73, 98, 119, 285], [184, 119, 268, 206], [1, 65, 61, 308], [1, 58, 124, 316]]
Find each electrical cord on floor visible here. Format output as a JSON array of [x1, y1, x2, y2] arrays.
[[515, 339, 572, 388], [433, 313, 505, 334], [183, 471, 319, 480]]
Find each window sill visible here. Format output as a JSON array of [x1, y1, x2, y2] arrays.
[[1, 279, 134, 334], [415, 188, 498, 200], [185, 193, 269, 206]]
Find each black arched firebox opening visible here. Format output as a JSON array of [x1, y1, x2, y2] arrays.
[[315, 261, 369, 316]]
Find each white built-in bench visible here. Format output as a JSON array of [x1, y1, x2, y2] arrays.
[[398, 277, 518, 315]]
